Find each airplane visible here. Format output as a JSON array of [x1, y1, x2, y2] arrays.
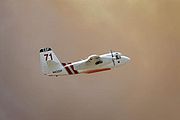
[[39, 48, 130, 76]]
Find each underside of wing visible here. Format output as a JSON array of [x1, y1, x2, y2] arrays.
[[86, 55, 102, 64], [74, 55, 103, 71]]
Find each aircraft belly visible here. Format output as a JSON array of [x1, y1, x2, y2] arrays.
[[80, 68, 111, 74]]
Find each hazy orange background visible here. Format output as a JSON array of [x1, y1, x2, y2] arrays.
[[0, 0, 180, 120]]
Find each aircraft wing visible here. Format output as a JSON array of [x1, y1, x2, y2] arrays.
[[74, 55, 103, 70], [86, 55, 101, 64]]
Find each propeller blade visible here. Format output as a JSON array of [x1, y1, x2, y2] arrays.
[[110, 50, 114, 57], [110, 50, 115, 66]]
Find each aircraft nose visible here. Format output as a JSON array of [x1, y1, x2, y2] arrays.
[[121, 56, 131, 64]]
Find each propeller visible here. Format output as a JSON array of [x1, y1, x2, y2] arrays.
[[110, 50, 115, 66]]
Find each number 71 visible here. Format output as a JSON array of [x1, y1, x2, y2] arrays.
[[44, 53, 53, 61]]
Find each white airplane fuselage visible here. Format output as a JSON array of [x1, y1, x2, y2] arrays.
[[39, 48, 130, 76]]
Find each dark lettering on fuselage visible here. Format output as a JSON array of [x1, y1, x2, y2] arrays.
[[53, 69, 62, 73]]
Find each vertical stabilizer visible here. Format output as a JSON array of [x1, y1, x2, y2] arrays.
[[39, 48, 63, 75]]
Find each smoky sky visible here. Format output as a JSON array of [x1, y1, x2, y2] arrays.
[[0, 0, 180, 120]]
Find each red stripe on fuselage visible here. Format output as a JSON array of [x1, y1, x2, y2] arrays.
[[82, 68, 111, 74], [70, 65, 79, 74], [62, 63, 73, 75]]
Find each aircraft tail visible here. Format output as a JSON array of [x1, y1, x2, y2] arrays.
[[39, 48, 63, 75]]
